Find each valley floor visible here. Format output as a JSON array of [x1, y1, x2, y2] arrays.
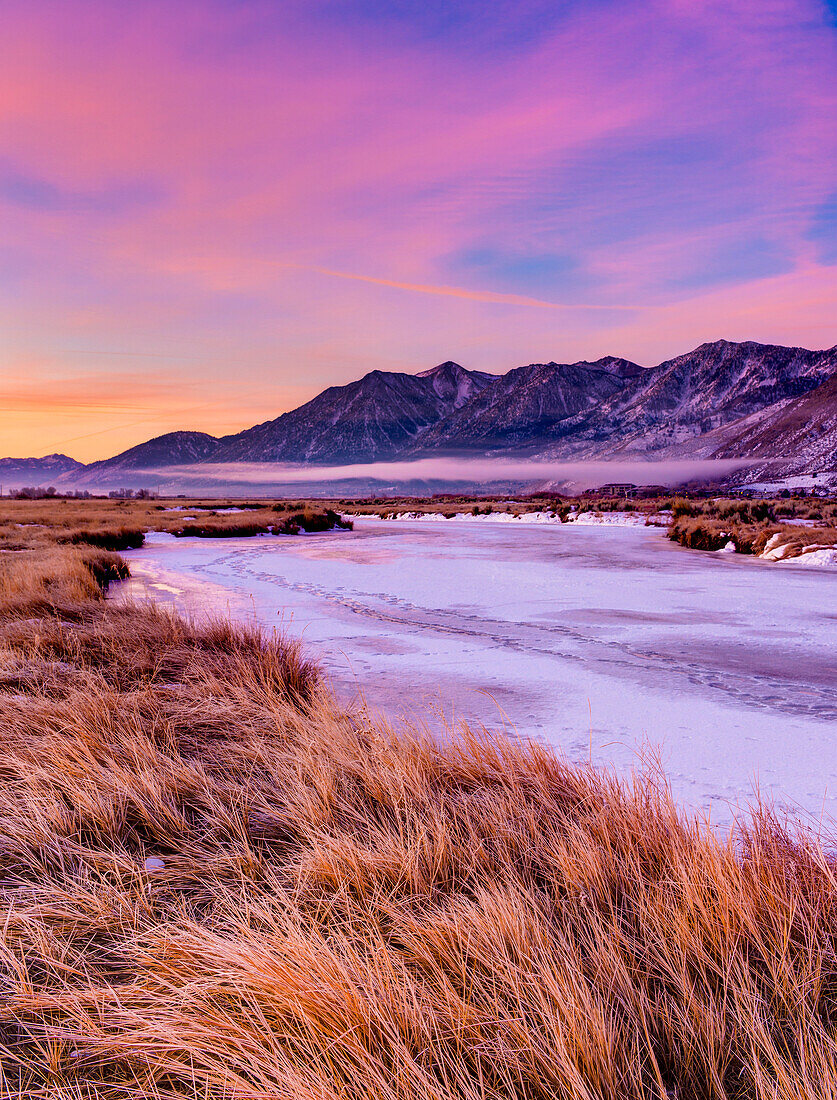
[[2, 504, 837, 1096]]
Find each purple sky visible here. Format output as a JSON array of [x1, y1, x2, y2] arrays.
[[2, 0, 836, 459]]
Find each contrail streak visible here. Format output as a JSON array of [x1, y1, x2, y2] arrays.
[[291, 264, 636, 312]]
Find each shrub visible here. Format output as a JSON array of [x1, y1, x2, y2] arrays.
[[669, 518, 733, 551], [671, 497, 697, 518], [283, 509, 352, 533], [174, 520, 272, 538]]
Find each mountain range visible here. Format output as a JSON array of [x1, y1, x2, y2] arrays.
[[4, 341, 836, 489], [0, 454, 85, 486]]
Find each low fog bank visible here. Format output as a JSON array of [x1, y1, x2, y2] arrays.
[[60, 457, 752, 497], [185, 458, 751, 487]]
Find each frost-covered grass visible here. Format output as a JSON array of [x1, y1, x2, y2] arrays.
[[1, 509, 837, 1096], [668, 511, 837, 560], [357, 508, 668, 527]]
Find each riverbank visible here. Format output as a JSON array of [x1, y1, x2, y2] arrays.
[[347, 503, 837, 565], [351, 507, 668, 526], [2, 512, 837, 1096]]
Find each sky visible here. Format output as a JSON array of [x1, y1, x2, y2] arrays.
[[1, 0, 836, 461]]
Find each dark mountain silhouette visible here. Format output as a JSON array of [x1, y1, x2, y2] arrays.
[[211, 361, 497, 465], [81, 431, 220, 477]]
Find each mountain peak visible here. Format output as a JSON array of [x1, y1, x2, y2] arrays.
[[416, 361, 466, 378], [81, 430, 220, 476]]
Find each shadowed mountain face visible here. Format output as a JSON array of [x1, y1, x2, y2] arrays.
[[410, 358, 642, 453], [212, 362, 497, 465], [81, 431, 220, 475], [705, 370, 837, 479], [541, 341, 837, 458]]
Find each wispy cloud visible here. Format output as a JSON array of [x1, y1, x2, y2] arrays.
[[290, 265, 634, 311]]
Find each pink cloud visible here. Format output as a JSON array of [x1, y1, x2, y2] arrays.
[[0, 0, 835, 459]]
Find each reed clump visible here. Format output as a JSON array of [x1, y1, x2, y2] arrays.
[[0, 507, 836, 1098], [284, 507, 353, 533], [171, 509, 351, 537], [172, 518, 275, 538], [670, 516, 837, 555], [59, 524, 146, 551]]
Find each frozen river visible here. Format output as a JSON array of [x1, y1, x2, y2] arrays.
[[117, 519, 837, 824]]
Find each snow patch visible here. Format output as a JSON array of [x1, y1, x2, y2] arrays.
[[354, 510, 565, 525], [784, 548, 837, 567], [568, 511, 649, 527], [352, 509, 670, 528], [760, 533, 837, 566]]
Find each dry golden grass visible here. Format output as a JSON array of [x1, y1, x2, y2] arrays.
[[669, 517, 837, 556], [0, 498, 352, 559], [0, 545, 129, 615], [0, 507, 836, 1097]]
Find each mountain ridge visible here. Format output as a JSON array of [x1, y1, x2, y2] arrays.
[[210, 361, 497, 466], [81, 431, 221, 478], [539, 339, 837, 460]]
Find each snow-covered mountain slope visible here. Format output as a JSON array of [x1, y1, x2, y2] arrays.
[[540, 341, 837, 458], [706, 370, 837, 479], [415, 361, 497, 409], [0, 453, 83, 474], [408, 358, 641, 453], [534, 336, 835, 453]]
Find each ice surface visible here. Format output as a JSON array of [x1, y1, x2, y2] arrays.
[[116, 520, 837, 826]]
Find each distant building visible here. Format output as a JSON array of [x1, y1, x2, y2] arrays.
[[635, 485, 670, 499], [596, 483, 638, 498]]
